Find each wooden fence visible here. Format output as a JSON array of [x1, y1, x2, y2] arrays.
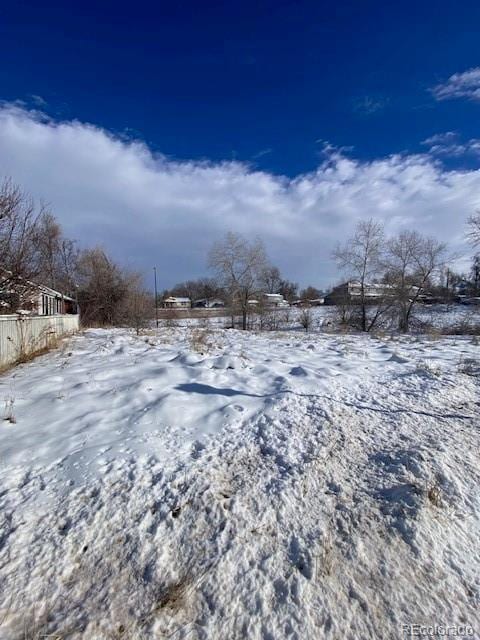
[[0, 314, 80, 368]]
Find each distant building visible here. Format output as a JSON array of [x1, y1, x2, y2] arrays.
[[291, 297, 324, 307], [163, 296, 191, 309], [192, 298, 225, 309], [262, 293, 290, 308], [324, 282, 393, 305]]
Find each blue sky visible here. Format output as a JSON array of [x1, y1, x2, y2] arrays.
[[1, 1, 480, 287]]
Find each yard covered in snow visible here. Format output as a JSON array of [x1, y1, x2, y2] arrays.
[[0, 324, 479, 639]]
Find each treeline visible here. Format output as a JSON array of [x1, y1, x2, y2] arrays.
[[2, 176, 479, 334], [162, 269, 321, 308], [0, 178, 151, 327]]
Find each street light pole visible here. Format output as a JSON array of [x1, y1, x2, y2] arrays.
[[153, 266, 159, 329]]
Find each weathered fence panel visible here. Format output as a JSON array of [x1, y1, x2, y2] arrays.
[[0, 315, 79, 368]]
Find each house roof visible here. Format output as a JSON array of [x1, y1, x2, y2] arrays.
[[37, 284, 75, 301], [0, 268, 74, 301]]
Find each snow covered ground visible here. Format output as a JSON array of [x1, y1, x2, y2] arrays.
[[0, 326, 479, 639], [158, 303, 480, 334]]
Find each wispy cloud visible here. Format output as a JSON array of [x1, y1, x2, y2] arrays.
[[431, 67, 480, 102], [353, 95, 389, 115], [422, 131, 480, 157], [30, 94, 47, 107], [0, 104, 477, 287], [251, 148, 273, 160]]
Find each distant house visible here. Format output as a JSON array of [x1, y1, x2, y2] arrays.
[[324, 282, 393, 305], [163, 296, 191, 309], [193, 298, 225, 309], [0, 269, 77, 316], [262, 293, 289, 308], [291, 297, 324, 307]]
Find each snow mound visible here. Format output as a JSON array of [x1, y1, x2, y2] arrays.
[[209, 355, 245, 370], [389, 352, 409, 364]]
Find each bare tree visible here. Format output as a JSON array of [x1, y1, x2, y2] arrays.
[[261, 266, 282, 294], [333, 219, 387, 332], [299, 285, 322, 302], [385, 231, 448, 333], [35, 211, 63, 290], [57, 238, 80, 296], [467, 211, 480, 247], [120, 285, 153, 335], [167, 277, 224, 307], [208, 232, 268, 330], [470, 255, 480, 296], [0, 181, 40, 276], [0, 179, 45, 311], [278, 279, 298, 302], [0, 178, 81, 315], [76, 248, 128, 325]]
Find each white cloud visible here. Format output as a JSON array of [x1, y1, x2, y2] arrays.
[[421, 131, 480, 158], [0, 104, 478, 288], [422, 132, 458, 146], [431, 67, 480, 102]]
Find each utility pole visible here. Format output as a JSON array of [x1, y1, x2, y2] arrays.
[[153, 266, 159, 328]]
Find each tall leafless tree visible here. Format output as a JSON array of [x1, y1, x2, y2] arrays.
[[385, 231, 448, 332], [119, 283, 153, 334], [261, 266, 282, 294], [76, 247, 152, 327], [0, 179, 46, 311], [208, 231, 268, 330], [35, 211, 63, 290], [278, 279, 298, 302], [333, 219, 388, 332], [467, 211, 480, 247], [76, 248, 128, 325]]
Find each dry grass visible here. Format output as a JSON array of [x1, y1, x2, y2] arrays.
[[415, 360, 442, 378], [458, 358, 480, 377], [426, 483, 443, 508], [189, 328, 212, 354], [3, 396, 16, 424]]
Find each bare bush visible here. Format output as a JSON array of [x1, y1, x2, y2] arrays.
[[119, 286, 153, 335], [3, 397, 16, 423], [76, 248, 151, 328], [189, 328, 212, 354], [299, 307, 313, 332], [164, 309, 180, 328]]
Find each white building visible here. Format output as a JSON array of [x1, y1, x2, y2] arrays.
[[163, 296, 191, 309], [262, 293, 289, 308]]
